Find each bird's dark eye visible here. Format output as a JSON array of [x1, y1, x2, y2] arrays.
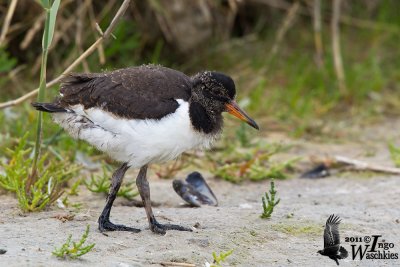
[[204, 90, 230, 102]]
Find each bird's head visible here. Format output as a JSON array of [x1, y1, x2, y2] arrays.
[[191, 71, 259, 130]]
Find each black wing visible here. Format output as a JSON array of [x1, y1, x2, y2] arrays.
[[323, 214, 342, 249], [58, 65, 192, 120]]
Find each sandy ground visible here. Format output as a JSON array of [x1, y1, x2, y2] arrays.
[[1, 119, 400, 267]]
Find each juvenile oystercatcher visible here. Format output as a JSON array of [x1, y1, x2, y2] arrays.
[[32, 65, 259, 235]]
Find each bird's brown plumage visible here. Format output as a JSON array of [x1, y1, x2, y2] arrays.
[[58, 65, 192, 120]]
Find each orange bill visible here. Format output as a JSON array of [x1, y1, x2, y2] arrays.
[[225, 101, 259, 130]]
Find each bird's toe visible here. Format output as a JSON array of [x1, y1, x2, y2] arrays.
[[99, 220, 141, 233], [150, 222, 192, 235]]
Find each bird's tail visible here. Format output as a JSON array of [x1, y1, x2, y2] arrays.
[[338, 246, 348, 259], [32, 102, 68, 113]]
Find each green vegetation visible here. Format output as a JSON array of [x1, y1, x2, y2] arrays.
[[260, 180, 280, 219], [1, 2, 398, 132], [52, 225, 95, 259], [0, 0, 71, 213], [388, 143, 400, 167], [30, 0, 61, 190], [209, 132, 297, 183], [0, 134, 79, 212], [84, 165, 138, 200], [210, 249, 234, 267], [183, 3, 400, 137]]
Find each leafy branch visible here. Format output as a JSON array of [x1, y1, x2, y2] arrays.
[[52, 225, 95, 259], [210, 249, 233, 267], [0, 134, 79, 212]]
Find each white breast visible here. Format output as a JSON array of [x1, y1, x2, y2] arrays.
[[52, 100, 219, 168]]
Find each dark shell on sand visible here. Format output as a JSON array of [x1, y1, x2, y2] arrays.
[[173, 172, 218, 207], [300, 163, 330, 179]]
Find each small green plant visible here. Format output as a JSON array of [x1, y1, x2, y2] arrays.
[[84, 168, 108, 194], [210, 141, 297, 183], [261, 179, 280, 219], [388, 143, 400, 167], [0, 134, 79, 212], [84, 165, 138, 200], [210, 249, 233, 267], [52, 225, 95, 259], [68, 179, 81, 196]]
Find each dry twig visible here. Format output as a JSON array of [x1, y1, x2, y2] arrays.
[[268, 1, 300, 63], [0, 0, 19, 46], [331, 0, 346, 95], [76, 0, 92, 72], [333, 156, 400, 175], [20, 13, 46, 50], [88, 1, 106, 65], [312, 0, 323, 68], [0, 0, 131, 110]]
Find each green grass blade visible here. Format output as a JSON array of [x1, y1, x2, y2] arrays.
[[46, 0, 60, 49]]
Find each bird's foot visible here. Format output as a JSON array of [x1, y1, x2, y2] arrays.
[[150, 220, 193, 235], [98, 219, 141, 233]]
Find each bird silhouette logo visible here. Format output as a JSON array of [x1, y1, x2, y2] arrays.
[[318, 214, 348, 265]]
